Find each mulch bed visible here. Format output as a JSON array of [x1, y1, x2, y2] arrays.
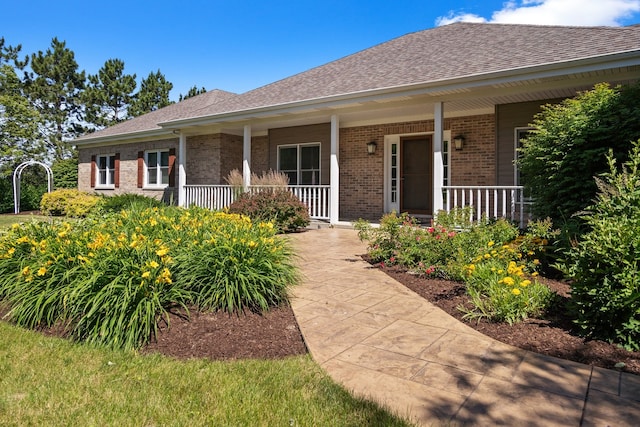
[[141, 305, 307, 360], [375, 261, 640, 375]]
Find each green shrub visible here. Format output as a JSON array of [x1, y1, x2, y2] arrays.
[[0, 206, 299, 350], [434, 206, 474, 230], [51, 155, 78, 189], [97, 193, 165, 214], [357, 211, 557, 324], [0, 173, 48, 213], [227, 189, 310, 233], [566, 141, 640, 350], [40, 189, 102, 217], [519, 82, 640, 228]]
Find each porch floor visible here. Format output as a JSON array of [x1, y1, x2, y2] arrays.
[[288, 228, 639, 426]]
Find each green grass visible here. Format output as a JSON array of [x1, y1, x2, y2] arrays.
[[0, 214, 50, 229], [0, 322, 413, 426]]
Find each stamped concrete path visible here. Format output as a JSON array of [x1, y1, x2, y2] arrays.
[[288, 227, 640, 426]]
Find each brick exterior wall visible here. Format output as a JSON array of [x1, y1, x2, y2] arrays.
[[338, 115, 496, 220], [448, 114, 496, 186], [251, 135, 270, 175], [78, 137, 179, 202], [186, 134, 219, 185], [220, 133, 243, 183], [78, 133, 246, 198], [78, 114, 496, 219], [339, 125, 386, 221]]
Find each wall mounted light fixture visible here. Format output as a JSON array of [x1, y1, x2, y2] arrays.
[[453, 135, 465, 150], [367, 140, 377, 155]]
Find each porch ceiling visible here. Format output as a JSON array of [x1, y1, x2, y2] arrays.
[[181, 65, 638, 136]]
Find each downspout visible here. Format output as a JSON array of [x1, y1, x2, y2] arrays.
[[243, 125, 252, 191], [433, 102, 444, 216], [178, 131, 187, 207]]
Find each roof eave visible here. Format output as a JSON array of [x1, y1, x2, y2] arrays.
[[158, 49, 640, 129], [74, 128, 174, 146]]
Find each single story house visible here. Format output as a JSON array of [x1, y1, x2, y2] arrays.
[[74, 22, 640, 225]]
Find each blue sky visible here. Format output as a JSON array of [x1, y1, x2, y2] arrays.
[[3, 0, 640, 101]]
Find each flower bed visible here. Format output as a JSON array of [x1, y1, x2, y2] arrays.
[[355, 211, 558, 324], [0, 206, 298, 350]]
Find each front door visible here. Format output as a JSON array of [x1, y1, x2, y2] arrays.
[[400, 136, 432, 214]]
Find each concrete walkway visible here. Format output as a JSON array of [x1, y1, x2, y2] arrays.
[[288, 228, 640, 426]]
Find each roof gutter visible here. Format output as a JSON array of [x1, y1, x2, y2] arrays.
[[74, 128, 174, 146]]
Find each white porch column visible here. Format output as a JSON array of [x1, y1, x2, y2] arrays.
[[433, 102, 444, 214], [243, 125, 251, 190], [330, 114, 340, 224], [178, 131, 187, 207]]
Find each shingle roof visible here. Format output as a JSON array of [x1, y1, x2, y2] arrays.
[[185, 22, 640, 117], [75, 89, 238, 141], [77, 22, 640, 142]]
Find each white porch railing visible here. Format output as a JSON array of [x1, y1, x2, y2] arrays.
[[184, 185, 331, 220], [442, 186, 532, 228]]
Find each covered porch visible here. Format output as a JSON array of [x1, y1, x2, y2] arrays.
[[182, 183, 530, 227], [161, 64, 631, 228]]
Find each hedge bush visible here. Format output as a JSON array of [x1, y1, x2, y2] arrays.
[[40, 189, 102, 217], [98, 193, 165, 214], [227, 189, 310, 233], [566, 141, 640, 350]]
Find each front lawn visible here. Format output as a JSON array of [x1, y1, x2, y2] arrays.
[[0, 321, 412, 426], [0, 214, 49, 229]]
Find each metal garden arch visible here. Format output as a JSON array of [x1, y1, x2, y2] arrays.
[[13, 161, 53, 214]]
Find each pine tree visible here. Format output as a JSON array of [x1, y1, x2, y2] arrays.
[[179, 85, 206, 101], [25, 38, 86, 160], [0, 40, 44, 172], [129, 70, 173, 117], [83, 58, 136, 130]]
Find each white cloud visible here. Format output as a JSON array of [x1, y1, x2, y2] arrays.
[[436, 0, 640, 27]]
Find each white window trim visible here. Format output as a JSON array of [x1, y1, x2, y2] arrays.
[[144, 149, 170, 189], [277, 142, 321, 186], [95, 153, 116, 189]]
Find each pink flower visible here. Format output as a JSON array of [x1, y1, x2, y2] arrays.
[[427, 227, 435, 233], [448, 231, 456, 238]]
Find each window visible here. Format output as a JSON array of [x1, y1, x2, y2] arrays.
[[442, 139, 450, 187], [514, 127, 533, 186], [278, 144, 320, 185], [91, 153, 119, 189], [97, 154, 115, 187], [145, 150, 170, 187]]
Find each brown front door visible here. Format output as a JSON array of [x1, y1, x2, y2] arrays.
[[400, 136, 432, 214]]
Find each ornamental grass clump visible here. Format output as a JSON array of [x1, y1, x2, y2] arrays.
[[0, 205, 298, 350]]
